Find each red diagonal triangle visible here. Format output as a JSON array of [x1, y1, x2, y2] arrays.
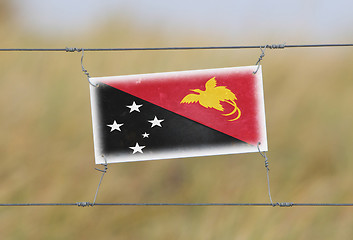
[[99, 67, 265, 146]]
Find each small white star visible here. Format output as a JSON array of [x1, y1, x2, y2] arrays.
[[126, 101, 143, 113], [129, 142, 145, 154], [142, 132, 150, 138], [148, 116, 164, 128], [107, 120, 124, 132]]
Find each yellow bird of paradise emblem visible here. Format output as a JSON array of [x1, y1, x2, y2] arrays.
[[180, 77, 241, 121]]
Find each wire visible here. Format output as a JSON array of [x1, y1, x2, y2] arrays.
[[92, 157, 108, 205], [0, 43, 353, 52], [0, 203, 78, 206], [0, 202, 353, 207]]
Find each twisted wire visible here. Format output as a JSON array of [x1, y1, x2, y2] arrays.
[[0, 43, 353, 52], [0, 202, 352, 207], [257, 142, 273, 205]]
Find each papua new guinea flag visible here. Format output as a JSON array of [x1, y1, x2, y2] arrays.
[[90, 66, 267, 164]]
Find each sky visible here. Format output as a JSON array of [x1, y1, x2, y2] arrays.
[[10, 0, 353, 42]]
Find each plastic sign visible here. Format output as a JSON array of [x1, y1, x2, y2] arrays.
[[90, 66, 267, 164]]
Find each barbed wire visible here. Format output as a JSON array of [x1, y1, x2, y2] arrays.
[[0, 43, 352, 52]]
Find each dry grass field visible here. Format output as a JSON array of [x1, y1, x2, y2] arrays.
[[1, 6, 353, 239]]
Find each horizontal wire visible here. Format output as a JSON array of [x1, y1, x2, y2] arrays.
[[1, 202, 353, 207], [0, 43, 353, 52], [0, 203, 78, 206]]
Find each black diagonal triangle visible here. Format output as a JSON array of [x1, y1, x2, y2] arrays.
[[94, 83, 249, 156]]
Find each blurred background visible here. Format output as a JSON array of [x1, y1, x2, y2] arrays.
[[1, 0, 353, 239]]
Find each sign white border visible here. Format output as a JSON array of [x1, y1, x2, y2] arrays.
[[90, 66, 267, 164]]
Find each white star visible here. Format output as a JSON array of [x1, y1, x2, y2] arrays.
[[142, 132, 150, 138], [126, 101, 143, 113], [107, 120, 124, 132], [148, 116, 164, 128], [129, 142, 145, 154]]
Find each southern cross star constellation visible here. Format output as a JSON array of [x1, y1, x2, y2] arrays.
[[107, 101, 165, 154]]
